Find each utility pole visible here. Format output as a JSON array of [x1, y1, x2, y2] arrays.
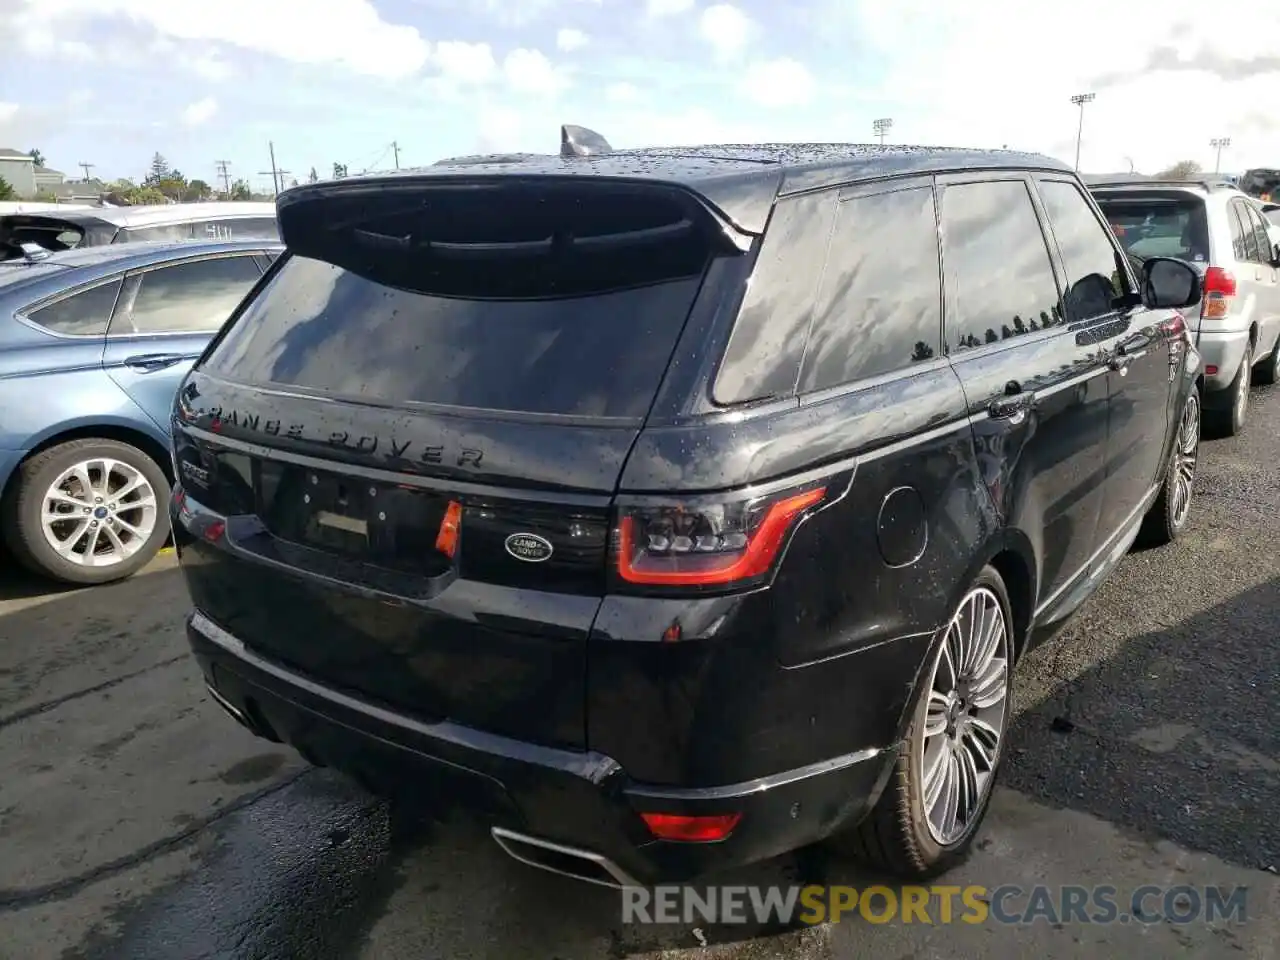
[[1210, 137, 1231, 174], [1124, 155, 1135, 173], [1071, 92, 1095, 171], [215, 160, 232, 195], [77, 161, 95, 181], [392, 141, 400, 169], [259, 140, 282, 195], [872, 118, 893, 145]]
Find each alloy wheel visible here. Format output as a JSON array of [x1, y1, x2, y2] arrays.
[[1170, 392, 1199, 529], [920, 586, 1010, 847], [39, 457, 158, 568]]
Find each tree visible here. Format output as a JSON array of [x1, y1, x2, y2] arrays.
[[229, 178, 252, 200], [28, 148, 45, 167], [332, 162, 348, 179], [910, 341, 935, 362], [0, 176, 14, 201], [308, 166, 319, 183], [147, 152, 171, 183], [185, 179, 212, 201], [1156, 160, 1201, 179]]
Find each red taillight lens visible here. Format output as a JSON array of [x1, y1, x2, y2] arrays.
[[614, 485, 827, 589], [435, 499, 462, 559], [640, 812, 742, 842], [1202, 266, 1236, 319]]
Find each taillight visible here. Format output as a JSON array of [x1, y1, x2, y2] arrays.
[[613, 482, 833, 592], [640, 812, 742, 842], [1202, 266, 1236, 319]]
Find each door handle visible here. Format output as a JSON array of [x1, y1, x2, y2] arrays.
[[123, 353, 184, 372], [988, 391, 1036, 422]]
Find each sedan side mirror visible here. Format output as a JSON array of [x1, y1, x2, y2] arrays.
[[1141, 256, 1203, 310]]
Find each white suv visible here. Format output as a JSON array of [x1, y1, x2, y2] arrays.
[[1091, 177, 1280, 436]]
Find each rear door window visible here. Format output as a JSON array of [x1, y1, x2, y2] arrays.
[[798, 181, 941, 392], [1242, 203, 1273, 263], [939, 179, 1063, 352], [25, 278, 123, 336], [203, 187, 717, 419], [112, 255, 263, 335], [1233, 200, 1262, 261], [1036, 179, 1125, 323]]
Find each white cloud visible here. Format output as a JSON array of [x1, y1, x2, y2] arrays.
[[190, 52, 234, 82], [433, 40, 497, 84], [0, 102, 18, 124], [502, 48, 570, 98], [556, 28, 588, 52], [606, 82, 645, 104], [181, 96, 218, 126], [13, 0, 431, 78], [699, 4, 753, 62], [646, 0, 694, 16], [742, 58, 816, 108]]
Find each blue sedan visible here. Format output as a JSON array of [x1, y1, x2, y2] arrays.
[[0, 239, 282, 584]]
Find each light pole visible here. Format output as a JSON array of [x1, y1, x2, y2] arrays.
[[1070, 92, 1095, 171], [1210, 137, 1231, 174], [873, 118, 893, 145]]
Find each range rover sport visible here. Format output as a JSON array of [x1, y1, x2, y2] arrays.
[[170, 129, 1204, 886]]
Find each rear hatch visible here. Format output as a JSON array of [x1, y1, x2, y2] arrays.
[[173, 175, 747, 749], [1094, 189, 1210, 327]]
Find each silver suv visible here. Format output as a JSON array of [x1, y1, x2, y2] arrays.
[[1090, 177, 1280, 436]]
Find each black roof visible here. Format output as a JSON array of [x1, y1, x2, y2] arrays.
[[280, 143, 1070, 236]]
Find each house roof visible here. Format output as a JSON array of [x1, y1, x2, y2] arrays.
[[0, 149, 34, 161], [33, 166, 64, 176]]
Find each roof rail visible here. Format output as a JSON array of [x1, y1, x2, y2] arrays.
[[1087, 175, 1237, 193], [560, 124, 611, 158]]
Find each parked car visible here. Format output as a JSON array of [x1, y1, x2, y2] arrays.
[[1090, 176, 1280, 436], [0, 239, 281, 584], [171, 131, 1202, 887], [0, 202, 278, 262]]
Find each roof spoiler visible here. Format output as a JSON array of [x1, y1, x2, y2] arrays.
[[560, 124, 611, 158]]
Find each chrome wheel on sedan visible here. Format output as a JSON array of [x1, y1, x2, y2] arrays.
[[40, 457, 159, 567], [920, 585, 1010, 847]]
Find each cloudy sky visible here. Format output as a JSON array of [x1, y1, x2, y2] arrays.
[[1, 0, 1279, 191]]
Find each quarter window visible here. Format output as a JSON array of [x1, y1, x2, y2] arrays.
[[114, 256, 262, 335], [25, 278, 123, 336], [940, 180, 1062, 352], [797, 184, 941, 392]]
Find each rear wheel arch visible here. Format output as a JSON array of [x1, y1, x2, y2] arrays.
[[2, 422, 173, 504]]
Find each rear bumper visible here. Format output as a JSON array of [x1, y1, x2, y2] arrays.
[[188, 611, 896, 885], [1196, 327, 1251, 394]]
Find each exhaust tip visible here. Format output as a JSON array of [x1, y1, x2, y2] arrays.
[[491, 827, 641, 889]]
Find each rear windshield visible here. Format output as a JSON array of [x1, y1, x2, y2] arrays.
[[1095, 194, 1210, 263], [0, 216, 115, 262], [201, 185, 718, 418]]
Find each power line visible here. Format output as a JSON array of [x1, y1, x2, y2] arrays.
[[77, 161, 95, 181], [1210, 137, 1231, 174], [872, 118, 893, 145], [215, 159, 232, 194], [392, 140, 400, 169], [1070, 92, 1095, 172]]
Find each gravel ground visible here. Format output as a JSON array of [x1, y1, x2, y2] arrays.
[[1, 382, 1278, 959]]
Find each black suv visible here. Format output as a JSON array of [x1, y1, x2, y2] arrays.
[[170, 129, 1204, 886]]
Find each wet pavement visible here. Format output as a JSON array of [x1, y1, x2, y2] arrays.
[[1, 385, 1278, 959]]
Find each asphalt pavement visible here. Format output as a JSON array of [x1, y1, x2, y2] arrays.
[[1, 384, 1278, 959]]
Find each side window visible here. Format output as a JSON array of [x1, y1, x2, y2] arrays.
[[1228, 202, 1248, 260], [1244, 205, 1273, 262], [253, 252, 277, 272], [940, 180, 1062, 352], [713, 191, 838, 405], [25, 278, 123, 336], [114, 256, 263, 335], [797, 184, 941, 393], [1037, 179, 1125, 323], [1235, 202, 1261, 261], [226, 218, 280, 240]]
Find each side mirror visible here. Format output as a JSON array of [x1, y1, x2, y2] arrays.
[[1141, 257, 1202, 310]]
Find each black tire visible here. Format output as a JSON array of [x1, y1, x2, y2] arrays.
[[1254, 336, 1280, 386], [1205, 340, 1252, 437], [1, 438, 171, 586], [834, 565, 1013, 879], [1138, 388, 1200, 548]]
